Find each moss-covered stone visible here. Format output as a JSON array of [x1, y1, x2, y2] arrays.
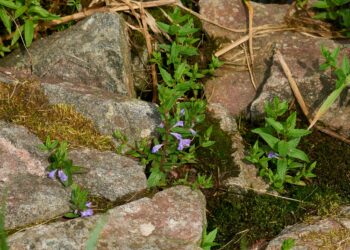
[[0, 81, 114, 150]]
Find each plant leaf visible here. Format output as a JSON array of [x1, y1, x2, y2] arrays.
[[24, 19, 34, 47], [0, 7, 11, 34]]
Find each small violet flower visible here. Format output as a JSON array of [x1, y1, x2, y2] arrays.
[[152, 144, 163, 153], [178, 139, 192, 151], [170, 132, 182, 140], [48, 169, 57, 179], [189, 128, 197, 136], [158, 122, 164, 128], [86, 202, 92, 208], [58, 170, 68, 182], [80, 208, 94, 217], [267, 151, 279, 159], [173, 121, 184, 127], [180, 109, 185, 116]]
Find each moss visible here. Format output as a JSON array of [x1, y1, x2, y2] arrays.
[[299, 228, 350, 249], [195, 115, 239, 179], [0, 81, 114, 150]]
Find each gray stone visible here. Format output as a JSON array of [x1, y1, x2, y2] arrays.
[[70, 148, 147, 201], [266, 206, 350, 249], [8, 186, 206, 250], [250, 35, 350, 137], [3, 173, 70, 230], [41, 81, 161, 144], [0, 13, 134, 97], [207, 103, 270, 193], [0, 122, 70, 230]]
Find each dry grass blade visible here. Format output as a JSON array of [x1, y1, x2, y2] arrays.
[[276, 50, 350, 145], [139, 3, 158, 103], [244, 0, 254, 66], [242, 43, 257, 90]]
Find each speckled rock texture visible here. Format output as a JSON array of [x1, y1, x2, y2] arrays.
[[250, 36, 350, 137], [0, 122, 70, 230], [266, 206, 350, 249], [0, 13, 134, 97], [70, 148, 147, 201], [8, 186, 206, 250], [200, 0, 289, 116], [41, 81, 161, 144], [207, 103, 270, 193]]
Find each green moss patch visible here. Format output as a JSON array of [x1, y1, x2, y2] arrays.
[[0, 81, 114, 150]]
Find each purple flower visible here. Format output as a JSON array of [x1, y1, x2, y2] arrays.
[[152, 144, 163, 153], [158, 122, 164, 128], [189, 128, 197, 136], [173, 121, 184, 127], [48, 169, 57, 179], [267, 151, 279, 159], [170, 132, 182, 140], [80, 208, 93, 217], [180, 109, 185, 116], [86, 202, 92, 208], [58, 170, 68, 182], [177, 138, 192, 151]]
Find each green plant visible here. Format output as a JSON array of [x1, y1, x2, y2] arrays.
[[67, 0, 82, 12], [246, 97, 316, 191], [64, 184, 93, 218], [201, 226, 218, 250], [114, 7, 222, 188], [281, 238, 296, 250], [311, 0, 350, 36], [0, 0, 59, 55], [0, 194, 8, 250], [40, 136, 83, 187], [309, 46, 350, 128]]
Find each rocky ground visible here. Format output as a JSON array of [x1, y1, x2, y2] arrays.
[[0, 0, 349, 249]]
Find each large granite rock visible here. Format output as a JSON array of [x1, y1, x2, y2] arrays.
[[41, 81, 161, 144], [0, 122, 70, 230], [266, 206, 350, 249], [8, 186, 206, 250], [0, 13, 134, 97], [70, 148, 147, 201], [250, 36, 350, 137], [200, 0, 289, 116]]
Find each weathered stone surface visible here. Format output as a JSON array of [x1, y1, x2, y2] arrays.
[[70, 148, 147, 201], [199, 0, 289, 40], [200, 0, 289, 116], [0, 13, 134, 97], [0, 122, 70, 230], [41, 81, 161, 144], [0, 121, 47, 181], [250, 35, 350, 137], [9, 186, 206, 250], [266, 206, 350, 249], [207, 103, 270, 193], [3, 173, 70, 230]]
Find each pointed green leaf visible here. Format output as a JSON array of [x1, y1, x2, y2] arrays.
[[0, 8, 11, 34], [0, 0, 17, 9], [11, 25, 23, 46], [252, 128, 279, 149], [288, 148, 310, 162], [266, 117, 284, 132], [14, 5, 26, 18], [287, 129, 311, 138], [24, 19, 34, 47]]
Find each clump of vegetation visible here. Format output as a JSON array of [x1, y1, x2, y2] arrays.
[[246, 97, 316, 191], [0, 81, 113, 150], [114, 7, 223, 189], [40, 137, 93, 218]]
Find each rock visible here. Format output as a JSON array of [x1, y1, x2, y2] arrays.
[[8, 186, 206, 250], [199, 0, 289, 116], [0, 121, 47, 182], [3, 174, 70, 230], [250, 35, 350, 137], [0, 13, 134, 97], [266, 206, 350, 249], [0, 122, 69, 230], [41, 81, 161, 144], [207, 103, 270, 193], [70, 148, 147, 201]]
